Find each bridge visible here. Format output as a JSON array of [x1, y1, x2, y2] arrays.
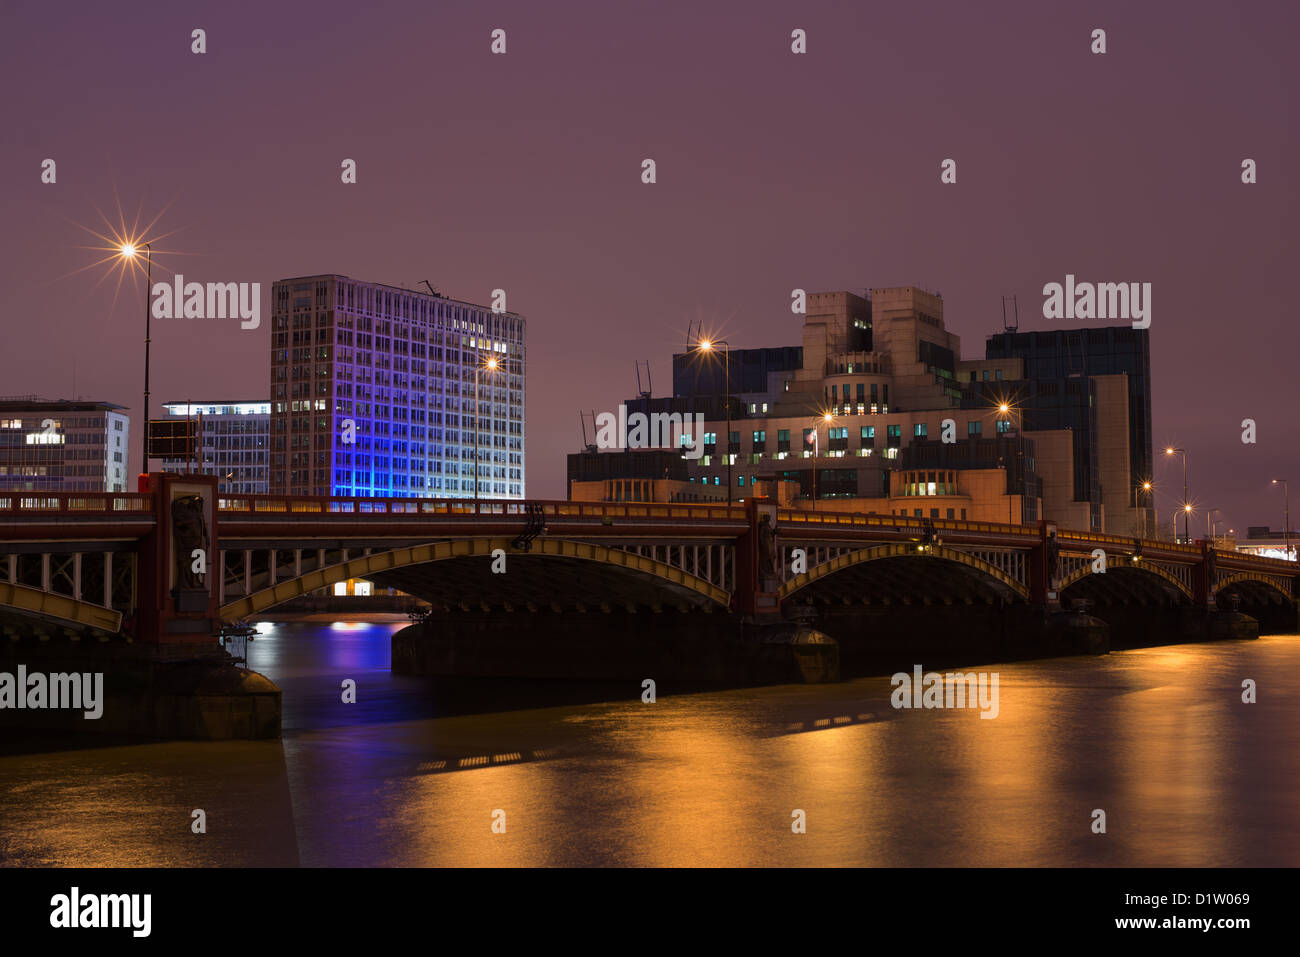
[[1, 472, 1297, 658]]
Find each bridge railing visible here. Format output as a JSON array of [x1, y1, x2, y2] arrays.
[[777, 509, 1037, 538], [1057, 530, 1203, 557], [0, 493, 154, 515], [215, 495, 749, 523], [1212, 548, 1297, 572]]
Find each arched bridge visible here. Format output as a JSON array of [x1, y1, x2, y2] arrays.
[[1, 473, 1296, 648]]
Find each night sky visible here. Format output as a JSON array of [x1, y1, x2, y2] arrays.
[[2, 0, 1296, 530]]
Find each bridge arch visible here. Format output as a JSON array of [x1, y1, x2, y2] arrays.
[[0, 580, 123, 633], [1214, 572, 1294, 603], [1057, 559, 1193, 605], [1056, 559, 1193, 601], [219, 537, 730, 619], [778, 543, 1029, 604]]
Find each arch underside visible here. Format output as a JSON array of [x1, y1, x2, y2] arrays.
[[1059, 563, 1191, 605], [781, 546, 1028, 606], [1215, 574, 1294, 606], [219, 538, 728, 618], [0, 580, 123, 634]]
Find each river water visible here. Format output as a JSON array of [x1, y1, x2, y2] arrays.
[[2, 621, 1297, 867]]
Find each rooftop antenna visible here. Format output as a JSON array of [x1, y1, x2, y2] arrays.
[[1002, 295, 1019, 333], [421, 280, 438, 297], [685, 319, 704, 351], [579, 411, 593, 452], [635, 360, 652, 400]]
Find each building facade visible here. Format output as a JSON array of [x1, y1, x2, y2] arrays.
[[268, 276, 526, 499], [602, 287, 1149, 534], [0, 398, 130, 492], [159, 401, 271, 495]]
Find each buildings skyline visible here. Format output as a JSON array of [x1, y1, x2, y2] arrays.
[[1, 273, 1285, 542], [598, 287, 1153, 537]]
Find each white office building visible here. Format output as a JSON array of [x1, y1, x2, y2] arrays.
[[0, 398, 131, 492], [160, 401, 271, 495]]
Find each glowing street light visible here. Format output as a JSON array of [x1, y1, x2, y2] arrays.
[[473, 354, 500, 508], [810, 412, 835, 509], [116, 240, 153, 478], [1138, 480, 1155, 538], [695, 337, 731, 505], [1165, 447, 1189, 542], [992, 399, 1022, 525], [1273, 478, 1291, 560]]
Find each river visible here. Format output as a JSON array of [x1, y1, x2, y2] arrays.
[[1, 621, 1297, 867]]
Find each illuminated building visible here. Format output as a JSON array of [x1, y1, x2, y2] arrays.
[[268, 275, 526, 498], [0, 398, 130, 492], [610, 287, 1149, 533], [159, 400, 270, 495]]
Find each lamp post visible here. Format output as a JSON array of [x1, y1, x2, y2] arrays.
[[473, 354, 499, 509], [1139, 481, 1155, 538], [996, 401, 1022, 525], [698, 339, 731, 505], [1182, 503, 1193, 543], [1165, 447, 1188, 543], [119, 242, 152, 477], [811, 412, 833, 510], [1273, 478, 1290, 560], [1208, 507, 1221, 542]]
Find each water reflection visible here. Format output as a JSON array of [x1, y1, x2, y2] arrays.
[[1, 621, 1297, 867]]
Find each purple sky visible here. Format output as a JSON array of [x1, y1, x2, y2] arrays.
[[2, 0, 1297, 531]]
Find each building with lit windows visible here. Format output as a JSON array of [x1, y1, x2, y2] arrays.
[[0, 398, 130, 492], [159, 400, 270, 495], [268, 276, 526, 498], [608, 286, 1150, 534]]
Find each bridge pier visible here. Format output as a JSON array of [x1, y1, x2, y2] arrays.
[[0, 473, 282, 739], [393, 608, 838, 685]]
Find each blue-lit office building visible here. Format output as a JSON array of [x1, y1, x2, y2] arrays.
[[269, 276, 526, 498]]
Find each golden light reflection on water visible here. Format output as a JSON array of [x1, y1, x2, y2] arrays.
[[3, 633, 1298, 867]]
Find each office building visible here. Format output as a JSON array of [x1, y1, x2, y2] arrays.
[[159, 400, 271, 495], [269, 275, 526, 498], [593, 287, 1148, 533], [0, 398, 130, 492]]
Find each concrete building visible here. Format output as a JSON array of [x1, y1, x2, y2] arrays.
[[567, 449, 727, 504], [0, 398, 130, 492], [608, 286, 1150, 533], [159, 401, 271, 495], [268, 276, 526, 498]]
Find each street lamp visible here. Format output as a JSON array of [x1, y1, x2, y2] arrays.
[[1273, 478, 1291, 560], [1139, 480, 1155, 538], [1181, 503, 1193, 543], [473, 354, 499, 508], [994, 400, 1022, 525], [698, 338, 731, 505], [809, 411, 833, 509], [1165, 447, 1189, 543], [1207, 507, 1221, 543], [120, 241, 152, 477]]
